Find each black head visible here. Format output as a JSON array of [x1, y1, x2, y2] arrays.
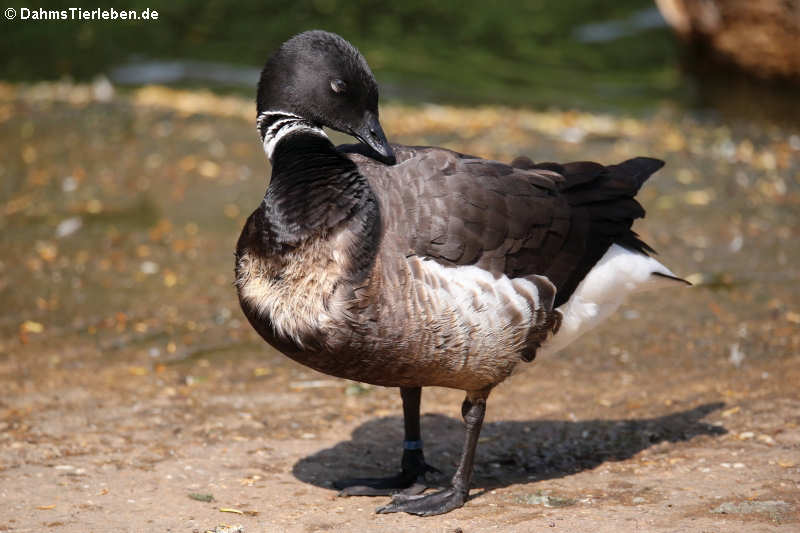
[[257, 30, 395, 165]]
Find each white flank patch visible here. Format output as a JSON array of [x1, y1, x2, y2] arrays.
[[256, 110, 327, 161], [538, 244, 682, 357], [419, 260, 533, 321], [412, 258, 554, 360]]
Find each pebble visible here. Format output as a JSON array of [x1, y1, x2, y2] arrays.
[[56, 216, 83, 238], [757, 434, 776, 445], [62, 176, 78, 192], [140, 261, 159, 275], [711, 500, 790, 516]]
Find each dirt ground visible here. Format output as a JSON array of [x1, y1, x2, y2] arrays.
[[0, 83, 798, 532]]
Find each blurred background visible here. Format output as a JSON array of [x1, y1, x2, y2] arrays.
[[2, 0, 800, 121], [1, 2, 799, 531]]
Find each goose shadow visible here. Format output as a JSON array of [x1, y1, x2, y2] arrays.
[[292, 402, 727, 494]]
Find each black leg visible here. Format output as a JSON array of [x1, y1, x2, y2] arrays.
[[376, 390, 489, 516], [334, 386, 439, 496]]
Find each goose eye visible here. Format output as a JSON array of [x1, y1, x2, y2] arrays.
[[330, 79, 347, 94]]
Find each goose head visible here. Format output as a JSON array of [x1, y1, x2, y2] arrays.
[[257, 30, 395, 165]]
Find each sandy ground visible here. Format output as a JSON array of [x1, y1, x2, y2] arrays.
[[0, 83, 798, 532]]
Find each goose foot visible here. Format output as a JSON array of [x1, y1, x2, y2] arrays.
[[334, 451, 440, 496], [375, 392, 487, 516], [375, 486, 467, 516]]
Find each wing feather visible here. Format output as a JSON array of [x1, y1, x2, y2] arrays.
[[341, 144, 661, 307]]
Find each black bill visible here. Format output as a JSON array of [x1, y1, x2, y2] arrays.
[[352, 111, 396, 165]]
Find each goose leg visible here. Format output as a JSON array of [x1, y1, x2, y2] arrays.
[[335, 386, 439, 496], [376, 390, 488, 516]]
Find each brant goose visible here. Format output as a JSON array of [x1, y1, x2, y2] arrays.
[[235, 30, 689, 516]]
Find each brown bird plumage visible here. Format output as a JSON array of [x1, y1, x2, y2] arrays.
[[235, 31, 686, 516]]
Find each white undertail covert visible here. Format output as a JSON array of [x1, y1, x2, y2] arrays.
[[538, 244, 684, 357]]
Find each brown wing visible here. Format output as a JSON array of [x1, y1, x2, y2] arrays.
[[340, 144, 662, 307]]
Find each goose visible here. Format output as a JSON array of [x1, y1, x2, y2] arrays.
[[235, 30, 689, 516]]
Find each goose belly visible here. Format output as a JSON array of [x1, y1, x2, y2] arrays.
[[365, 256, 558, 389]]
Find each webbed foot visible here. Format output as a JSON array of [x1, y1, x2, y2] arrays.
[[333, 456, 440, 496], [375, 486, 467, 516]]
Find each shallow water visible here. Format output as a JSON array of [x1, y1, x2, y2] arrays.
[[1, 82, 797, 377]]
